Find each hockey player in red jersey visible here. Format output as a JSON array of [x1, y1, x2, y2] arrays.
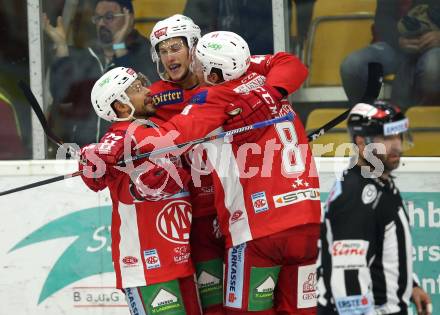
[[89, 31, 320, 314], [79, 67, 202, 315], [184, 31, 320, 315], [148, 15, 225, 315], [145, 14, 314, 315]]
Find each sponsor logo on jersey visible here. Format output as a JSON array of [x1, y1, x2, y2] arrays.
[[297, 264, 317, 308], [332, 240, 369, 268], [188, 90, 208, 104], [151, 289, 179, 308], [302, 272, 316, 300], [230, 210, 244, 224], [125, 288, 141, 315], [228, 293, 236, 303], [196, 259, 223, 306], [362, 184, 378, 204], [173, 245, 190, 264], [335, 294, 372, 315], [332, 240, 368, 256], [157, 200, 192, 244], [201, 185, 215, 193], [154, 27, 168, 39], [144, 249, 161, 270], [152, 89, 184, 106], [273, 188, 320, 208], [225, 244, 246, 308], [198, 270, 221, 288], [256, 276, 275, 296], [251, 191, 269, 213], [122, 256, 139, 266]]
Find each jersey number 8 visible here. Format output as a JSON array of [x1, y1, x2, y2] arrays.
[[275, 121, 305, 174]]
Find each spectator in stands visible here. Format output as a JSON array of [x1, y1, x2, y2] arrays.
[[340, 0, 440, 109], [184, 0, 315, 56], [43, 0, 158, 148], [184, 0, 278, 54]]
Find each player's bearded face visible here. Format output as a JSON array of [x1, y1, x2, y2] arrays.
[[125, 79, 155, 118], [372, 135, 403, 172], [158, 38, 191, 82]]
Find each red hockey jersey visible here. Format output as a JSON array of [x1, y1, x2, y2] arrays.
[[149, 80, 215, 218], [134, 54, 321, 248], [147, 53, 306, 218], [101, 122, 194, 289]]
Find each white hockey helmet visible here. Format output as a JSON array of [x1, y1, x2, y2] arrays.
[[150, 14, 201, 79], [91, 67, 137, 122], [193, 31, 251, 84]]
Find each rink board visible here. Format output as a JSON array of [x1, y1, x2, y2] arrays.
[[0, 158, 439, 315]]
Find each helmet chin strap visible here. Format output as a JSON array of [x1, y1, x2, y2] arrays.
[[112, 99, 136, 122]]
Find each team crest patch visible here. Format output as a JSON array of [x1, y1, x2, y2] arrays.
[[144, 249, 161, 270], [251, 192, 269, 213], [362, 184, 377, 204]]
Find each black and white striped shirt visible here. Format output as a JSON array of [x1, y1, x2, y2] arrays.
[[317, 165, 413, 315]]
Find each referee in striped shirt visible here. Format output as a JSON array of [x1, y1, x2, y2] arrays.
[[317, 101, 431, 315]]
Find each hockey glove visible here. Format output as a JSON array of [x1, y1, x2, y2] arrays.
[[93, 130, 127, 165], [223, 85, 285, 144], [133, 157, 191, 201], [79, 144, 108, 192]]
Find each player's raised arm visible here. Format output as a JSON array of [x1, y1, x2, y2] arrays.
[[249, 52, 308, 95]]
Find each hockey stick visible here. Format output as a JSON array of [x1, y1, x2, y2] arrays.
[[18, 80, 64, 148], [306, 62, 383, 142], [125, 112, 294, 164], [0, 113, 294, 196], [18, 81, 77, 159], [0, 170, 83, 197]]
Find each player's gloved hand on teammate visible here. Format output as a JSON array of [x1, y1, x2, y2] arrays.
[[132, 157, 191, 201], [79, 144, 108, 192], [78, 130, 130, 191], [93, 131, 127, 165], [224, 84, 287, 144]]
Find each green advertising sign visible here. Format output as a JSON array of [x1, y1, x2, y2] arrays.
[[9, 191, 440, 314], [403, 192, 440, 314]]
